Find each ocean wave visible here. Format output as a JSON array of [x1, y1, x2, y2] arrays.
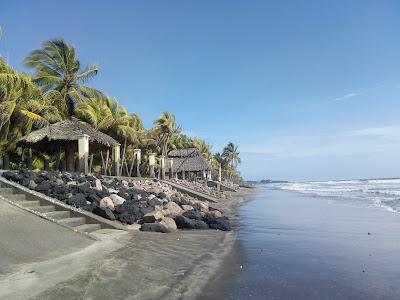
[[271, 178, 400, 213]]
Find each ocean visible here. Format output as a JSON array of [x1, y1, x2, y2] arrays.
[[225, 183, 400, 299], [271, 178, 400, 213]]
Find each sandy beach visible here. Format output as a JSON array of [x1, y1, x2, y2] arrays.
[[0, 188, 256, 300]]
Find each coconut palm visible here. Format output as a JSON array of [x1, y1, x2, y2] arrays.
[[222, 142, 241, 167], [75, 95, 114, 131], [24, 39, 101, 117], [153, 112, 181, 157], [192, 138, 212, 160]]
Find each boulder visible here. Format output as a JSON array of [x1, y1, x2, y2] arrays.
[[93, 179, 102, 191], [182, 210, 203, 221], [117, 212, 136, 225], [181, 205, 193, 211], [67, 181, 77, 186], [140, 223, 170, 233], [203, 216, 231, 231], [28, 180, 37, 190], [173, 215, 209, 230], [163, 201, 183, 216], [67, 194, 87, 208], [100, 197, 115, 211], [193, 201, 209, 212], [207, 210, 222, 218], [93, 206, 116, 221], [87, 193, 101, 203], [143, 210, 164, 223], [159, 217, 177, 231], [109, 194, 126, 206], [35, 181, 52, 192], [108, 188, 119, 194], [148, 197, 163, 207], [157, 192, 167, 199]]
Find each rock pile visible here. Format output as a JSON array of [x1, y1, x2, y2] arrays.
[[2, 170, 231, 233]]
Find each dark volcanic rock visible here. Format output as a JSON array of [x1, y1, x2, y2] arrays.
[[173, 215, 209, 230], [35, 181, 52, 192], [157, 192, 167, 199], [67, 193, 87, 208], [203, 216, 231, 231], [87, 193, 101, 203], [182, 210, 203, 221], [117, 212, 136, 225], [140, 223, 170, 233], [93, 206, 116, 220]]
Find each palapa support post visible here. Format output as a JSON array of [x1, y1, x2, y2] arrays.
[[160, 155, 166, 180], [218, 163, 222, 182], [78, 134, 89, 174], [65, 146, 75, 172], [203, 169, 207, 186], [26, 148, 33, 170], [134, 148, 141, 178], [167, 158, 173, 179], [148, 153, 155, 178], [112, 143, 121, 177], [182, 168, 185, 180], [3, 153, 9, 170], [44, 159, 49, 171]]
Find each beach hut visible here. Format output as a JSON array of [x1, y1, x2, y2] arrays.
[[168, 148, 211, 180], [18, 119, 120, 174]]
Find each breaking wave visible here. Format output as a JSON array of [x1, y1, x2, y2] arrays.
[[269, 178, 400, 213]]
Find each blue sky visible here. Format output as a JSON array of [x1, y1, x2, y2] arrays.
[[1, 0, 400, 181]]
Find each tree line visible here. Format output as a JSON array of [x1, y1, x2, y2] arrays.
[[0, 34, 242, 183]]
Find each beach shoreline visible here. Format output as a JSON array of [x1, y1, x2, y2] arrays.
[[0, 187, 258, 299]]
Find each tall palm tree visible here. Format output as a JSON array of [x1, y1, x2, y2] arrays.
[[75, 95, 114, 131], [222, 142, 241, 167], [0, 57, 63, 158], [24, 39, 101, 117], [192, 138, 212, 160], [153, 112, 181, 157]]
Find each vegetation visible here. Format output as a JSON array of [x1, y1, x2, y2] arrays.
[[0, 35, 242, 183]]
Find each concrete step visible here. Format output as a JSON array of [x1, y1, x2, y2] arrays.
[[45, 210, 71, 220], [59, 217, 86, 227], [74, 223, 101, 233], [7, 194, 26, 201], [18, 200, 40, 207], [32, 205, 56, 213], [0, 187, 14, 195]]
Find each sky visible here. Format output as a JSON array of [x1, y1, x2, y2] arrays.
[[1, 0, 400, 181]]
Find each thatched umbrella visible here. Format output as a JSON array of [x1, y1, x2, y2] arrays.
[[18, 119, 119, 173], [168, 148, 211, 180]]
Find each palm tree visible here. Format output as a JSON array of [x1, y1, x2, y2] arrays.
[[192, 138, 212, 160], [75, 95, 114, 131], [222, 142, 241, 167], [222, 142, 241, 181], [0, 57, 63, 166], [24, 39, 101, 117], [153, 112, 181, 157]]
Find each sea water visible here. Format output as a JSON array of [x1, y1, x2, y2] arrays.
[[226, 184, 400, 299], [272, 178, 400, 213]]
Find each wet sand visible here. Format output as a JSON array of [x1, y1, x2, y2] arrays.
[[0, 189, 256, 300], [226, 188, 400, 299]]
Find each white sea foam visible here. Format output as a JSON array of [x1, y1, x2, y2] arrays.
[[271, 178, 400, 213]]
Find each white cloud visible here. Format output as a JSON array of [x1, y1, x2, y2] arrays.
[[352, 126, 400, 139], [333, 92, 363, 102]]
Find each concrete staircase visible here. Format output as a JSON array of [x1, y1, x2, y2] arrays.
[[0, 182, 114, 237]]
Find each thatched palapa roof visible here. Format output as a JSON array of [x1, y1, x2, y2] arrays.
[[18, 119, 119, 152], [168, 148, 211, 172], [169, 148, 200, 158]]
